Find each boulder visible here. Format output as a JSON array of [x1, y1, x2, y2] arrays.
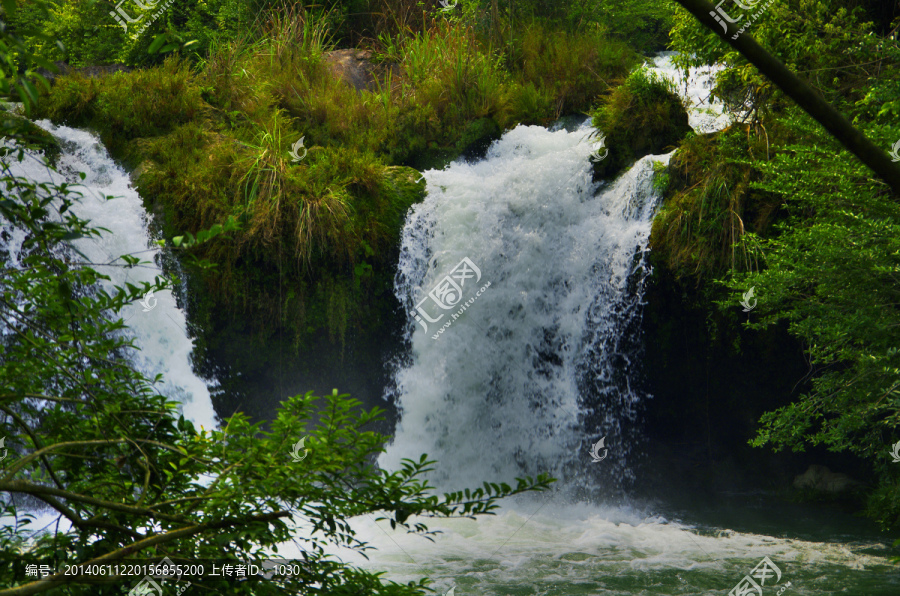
[[590, 67, 691, 181], [324, 49, 399, 94], [792, 465, 860, 494]]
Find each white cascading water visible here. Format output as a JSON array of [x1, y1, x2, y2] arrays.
[[1, 121, 218, 431], [649, 52, 730, 134], [379, 123, 665, 496]]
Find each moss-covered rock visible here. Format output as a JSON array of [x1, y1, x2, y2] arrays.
[[649, 124, 783, 283], [590, 67, 691, 181], [1, 108, 61, 165]]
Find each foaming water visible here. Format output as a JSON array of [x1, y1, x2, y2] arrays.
[[1, 121, 217, 429], [380, 121, 669, 496], [285, 503, 896, 596]]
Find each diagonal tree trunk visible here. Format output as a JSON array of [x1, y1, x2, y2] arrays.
[[673, 0, 900, 195]]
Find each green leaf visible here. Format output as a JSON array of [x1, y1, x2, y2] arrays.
[[147, 34, 168, 55]]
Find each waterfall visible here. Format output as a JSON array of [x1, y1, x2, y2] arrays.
[[378, 53, 729, 498], [380, 121, 671, 496], [1, 121, 218, 430]]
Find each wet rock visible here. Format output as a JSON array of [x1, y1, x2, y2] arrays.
[[793, 465, 860, 494], [0, 109, 61, 165]]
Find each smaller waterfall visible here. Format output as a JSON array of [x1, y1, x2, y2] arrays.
[[1, 121, 218, 430], [649, 51, 730, 133]]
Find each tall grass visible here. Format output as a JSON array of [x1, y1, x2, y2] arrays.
[[511, 21, 636, 118], [403, 22, 509, 121]]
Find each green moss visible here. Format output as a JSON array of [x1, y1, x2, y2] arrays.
[[649, 125, 783, 283], [35, 57, 204, 160], [590, 66, 691, 180], [0, 108, 61, 165]]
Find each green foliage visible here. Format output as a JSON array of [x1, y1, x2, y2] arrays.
[[590, 0, 676, 51], [670, 0, 886, 119], [508, 22, 637, 120], [725, 113, 900, 477], [0, 0, 60, 114], [657, 0, 900, 532], [9, 0, 253, 67]]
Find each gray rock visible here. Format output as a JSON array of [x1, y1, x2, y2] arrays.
[[793, 465, 860, 493]]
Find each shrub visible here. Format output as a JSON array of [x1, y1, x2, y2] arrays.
[[591, 66, 691, 179]]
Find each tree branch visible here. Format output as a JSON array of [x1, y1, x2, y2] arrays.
[[0, 405, 65, 491], [0, 479, 190, 524], [1, 439, 127, 481], [672, 0, 900, 195]]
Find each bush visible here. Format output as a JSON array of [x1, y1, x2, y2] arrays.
[[590, 66, 691, 179]]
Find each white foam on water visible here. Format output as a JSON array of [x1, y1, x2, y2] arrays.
[[276, 503, 890, 596]]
